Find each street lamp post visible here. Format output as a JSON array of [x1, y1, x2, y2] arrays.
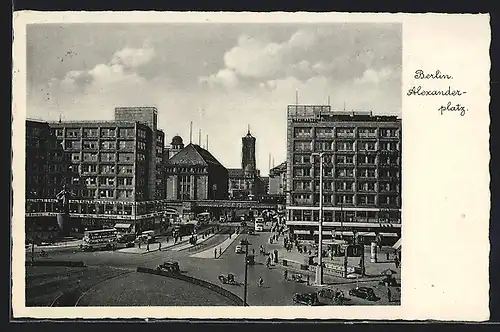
[[312, 152, 324, 286], [243, 239, 250, 306]]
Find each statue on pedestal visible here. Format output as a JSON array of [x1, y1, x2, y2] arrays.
[[55, 184, 74, 235]]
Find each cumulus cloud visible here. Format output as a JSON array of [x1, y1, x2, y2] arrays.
[[199, 68, 239, 89], [56, 43, 155, 94], [110, 41, 156, 69], [354, 67, 395, 85]]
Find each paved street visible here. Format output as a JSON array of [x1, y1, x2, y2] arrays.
[[25, 228, 399, 306]]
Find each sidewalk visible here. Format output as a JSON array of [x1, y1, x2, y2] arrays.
[[116, 228, 220, 255], [32, 239, 83, 250], [266, 234, 401, 280], [190, 230, 240, 258]]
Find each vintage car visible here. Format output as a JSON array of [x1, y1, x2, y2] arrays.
[[218, 273, 237, 285], [318, 288, 348, 305], [292, 292, 320, 306], [379, 275, 399, 287], [156, 261, 180, 273], [348, 286, 378, 301], [235, 245, 244, 254]]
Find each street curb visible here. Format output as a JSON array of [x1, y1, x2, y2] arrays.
[[136, 267, 244, 306], [26, 260, 86, 268]]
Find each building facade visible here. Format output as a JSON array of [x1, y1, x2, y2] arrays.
[[286, 105, 402, 240], [269, 161, 287, 195], [25, 108, 169, 235], [165, 142, 229, 201]]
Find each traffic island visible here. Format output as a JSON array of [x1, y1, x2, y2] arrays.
[[136, 267, 244, 306]]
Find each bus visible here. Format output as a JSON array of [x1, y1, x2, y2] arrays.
[[255, 217, 265, 232], [81, 228, 118, 251], [197, 212, 211, 225]]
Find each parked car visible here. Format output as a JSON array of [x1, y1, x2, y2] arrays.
[[379, 275, 399, 287], [348, 287, 378, 301], [292, 292, 320, 306], [157, 261, 180, 273]]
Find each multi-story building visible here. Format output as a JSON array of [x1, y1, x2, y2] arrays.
[[228, 129, 265, 200], [26, 119, 75, 239], [286, 105, 402, 241], [25, 107, 169, 234], [269, 161, 287, 195], [164, 141, 228, 201]]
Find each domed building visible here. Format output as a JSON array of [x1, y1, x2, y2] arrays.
[[165, 135, 185, 160]]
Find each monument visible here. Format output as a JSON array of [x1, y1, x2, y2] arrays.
[[55, 184, 74, 236]]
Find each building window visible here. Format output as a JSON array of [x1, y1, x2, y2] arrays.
[[315, 128, 334, 138], [118, 177, 133, 186], [82, 164, 98, 174], [336, 194, 353, 204], [101, 141, 117, 150], [100, 153, 116, 162], [292, 194, 311, 205], [66, 129, 80, 138], [336, 128, 355, 138], [99, 189, 115, 198], [54, 129, 64, 137], [336, 168, 354, 178], [336, 141, 354, 151], [336, 181, 354, 191], [83, 128, 99, 138], [358, 128, 377, 138], [358, 141, 376, 151], [71, 153, 81, 162], [359, 155, 377, 165], [100, 165, 115, 174], [138, 129, 147, 139], [358, 182, 376, 192], [137, 153, 146, 161], [335, 154, 354, 165], [119, 153, 134, 162], [118, 165, 134, 174], [83, 140, 98, 150], [101, 128, 116, 137], [83, 152, 98, 162], [315, 141, 333, 151], [380, 128, 399, 138], [119, 128, 135, 138], [294, 127, 312, 137], [294, 140, 312, 151], [85, 177, 97, 186], [178, 175, 191, 200], [138, 141, 147, 150]]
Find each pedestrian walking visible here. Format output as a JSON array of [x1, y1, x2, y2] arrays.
[[258, 277, 264, 287], [284, 270, 288, 280], [219, 247, 222, 257], [387, 288, 392, 302], [252, 248, 255, 256], [214, 248, 217, 259], [386, 252, 390, 261], [307, 275, 310, 286], [159, 242, 162, 251], [146, 243, 150, 252]]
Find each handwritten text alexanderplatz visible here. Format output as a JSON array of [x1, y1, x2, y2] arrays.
[[407, 70, 468, 116]]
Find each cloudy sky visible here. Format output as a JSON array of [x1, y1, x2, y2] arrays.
[[27, 23, 402, 175]]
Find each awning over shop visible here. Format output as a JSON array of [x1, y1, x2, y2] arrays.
[[333, 231, 355, 236], [357, 232, 376, 237], [393, 238, 402, 250], [380, 232, 399, 237], [114, 223, 132, 229]]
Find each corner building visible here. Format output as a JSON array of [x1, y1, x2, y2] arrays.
[[26, 107, 168, 234], [286, 105, 402, 241]]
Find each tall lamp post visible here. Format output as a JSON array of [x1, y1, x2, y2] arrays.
[[242, 238, 250, 306], [312, 152, 324, 286]]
